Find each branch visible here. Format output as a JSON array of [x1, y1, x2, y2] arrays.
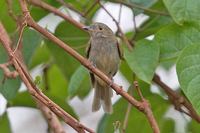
[[0, 62, 18, 79], [18, 1, 160, 132], [153, 74, 200, 122], [56, 0, 85, 17], [82, 0, 98, 17], [27, 0, 85, 31], [122, 87, 132, 133], [112, 0, 169, 16], [0, 19, 94, 133], [134, 81, 160, 133]]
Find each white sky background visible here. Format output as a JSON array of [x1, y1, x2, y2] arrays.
[[0, 2, 189, 133]]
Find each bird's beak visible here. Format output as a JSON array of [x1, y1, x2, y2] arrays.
[[83, 26, 91, 31]]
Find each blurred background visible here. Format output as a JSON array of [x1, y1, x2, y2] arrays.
[[0, 0, 199, 133]]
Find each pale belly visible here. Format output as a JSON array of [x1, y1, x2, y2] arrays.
[[89, 45, 120, 76]]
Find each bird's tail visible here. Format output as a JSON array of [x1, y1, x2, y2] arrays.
[[92, 80, 113, 113]]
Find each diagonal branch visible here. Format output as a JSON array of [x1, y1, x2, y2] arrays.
[[0, 20, 94, 133], [27, 0, 85, 31], [153, 74, 200, 122], [134, 81, 160, 133]]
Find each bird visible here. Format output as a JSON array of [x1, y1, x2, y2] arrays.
[[83, 22, 123, 113]]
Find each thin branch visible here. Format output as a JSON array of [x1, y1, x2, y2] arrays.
[[13, 21, 27, 53], [113, 0, 169, 16], [131, 11, 137, 42], [6, 0, 18, 21], [153, 74, 200, 122], [122, 87, 133, 133], [83, 0, 98, 17], [117, 4, 122, 25], [27, 0, 85, 31], [0, 62, 18, 78], [122, 103, 131, 133], [56, 0, 85, 17], [134, 81, 160, 133], [134, 81, 144, 100]]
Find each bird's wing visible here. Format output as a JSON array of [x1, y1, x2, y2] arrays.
[[117, 41, 124, 60], [86, 40, 91, 58], [86, 40, 95, 87]]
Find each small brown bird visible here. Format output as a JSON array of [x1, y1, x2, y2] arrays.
[[83, 23, 123, 113]]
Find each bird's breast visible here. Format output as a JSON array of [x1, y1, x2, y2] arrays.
[[89, 38, 120, 74]]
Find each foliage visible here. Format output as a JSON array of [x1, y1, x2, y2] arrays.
[[0, 0, 200, 132]]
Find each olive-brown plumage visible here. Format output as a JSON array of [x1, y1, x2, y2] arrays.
[[84, 23, 122, 113]]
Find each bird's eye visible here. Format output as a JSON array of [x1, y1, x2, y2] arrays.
[[99, 27, 103, 30]]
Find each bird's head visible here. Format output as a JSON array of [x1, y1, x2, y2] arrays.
[[83, 22, 114, 38]]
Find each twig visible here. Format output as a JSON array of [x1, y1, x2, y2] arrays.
[[6, 0, 18, 21], [117, 4, 122, 26], [13, 21, 27, 53], [122, 103, 131, 133], [0, 62, 18, 78], [134, 81, 160, 133], [98, 1, 133, 49], [27, 0, 85, 31], [56, 0, 85, 17], [122, 87, 133, 133], [131, 11, 137, 42], [153, 74, 200, 122], [113, 0, 169, 16], [83, 0, 98, 17], [134, 81, 144, 100]]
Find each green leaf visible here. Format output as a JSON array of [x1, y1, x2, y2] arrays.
[[0, 113, 11, 133], [68, 65, 90, 98], [0, 45, 20, 100], [46, 21, 89, 79], [134, 0, 172, 40], [29, 43, 51, 69], [46, 64, 68, 100], [188, 120, 200, 132], [22, 28, 43, 66], [154, 22, 200, 61], [29, 0, 61, 21], [176, 44, 200, 114], [130, 0, 157, 14], [124, 39, 159, 83], [135, 15, 172, 41], [163, 0, 200, 24], [10, 92, 35, 107], [0, 75, 20, 100], [0, 1, 17, 33], [119, 61, 133, 82], [97, 94, 174, 133]]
